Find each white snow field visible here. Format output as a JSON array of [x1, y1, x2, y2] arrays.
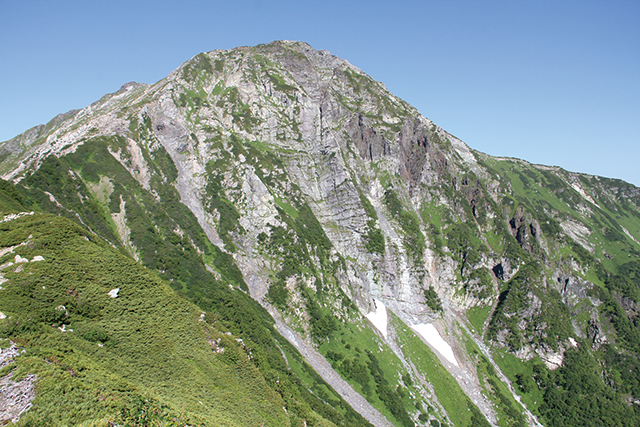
[[365, 298, 388, 338], [411, 323, 459, 367]]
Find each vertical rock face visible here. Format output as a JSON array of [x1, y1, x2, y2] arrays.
[[3, 40, 640, 426]]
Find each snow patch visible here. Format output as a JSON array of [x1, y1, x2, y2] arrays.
[[365, 299, 388, 338], [411, 323, 459, 367], [108, 288, 119, 298]]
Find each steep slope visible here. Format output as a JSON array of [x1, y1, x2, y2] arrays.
[[2, 40, 640, 426], [0, 187, 375, 426], [0, 211, 289, 426]]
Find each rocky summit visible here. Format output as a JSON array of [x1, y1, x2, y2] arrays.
[[1, 40, 640, 426]]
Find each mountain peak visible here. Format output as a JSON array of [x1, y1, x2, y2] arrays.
[[2, 41, 640, 427]]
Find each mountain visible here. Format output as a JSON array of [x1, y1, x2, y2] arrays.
[[2, 40, 640, 426]]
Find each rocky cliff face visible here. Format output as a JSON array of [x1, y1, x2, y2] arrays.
[[2, 41, 640, 427]]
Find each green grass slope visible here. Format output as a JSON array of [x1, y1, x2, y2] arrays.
[[0, 212, 290, 426]]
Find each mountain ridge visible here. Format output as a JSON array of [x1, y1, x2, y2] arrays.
[[2, 40, 640, 426]]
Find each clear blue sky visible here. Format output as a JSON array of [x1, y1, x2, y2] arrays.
[[1, 0, 639, 185]]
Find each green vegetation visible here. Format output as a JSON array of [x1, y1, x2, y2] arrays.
[[366, 350, 414, 427], [487, 262, 572, 352], [22, 152, 120, 244], [360, 191, 385, 255], [482, 363, 526, 426], [537, 344, 640, 426], [266, 70, 298, 93], [383, 189, 425, 261], [458, 332, 528, 427], [443, 221, 485, 273], [1, 148, 370, 427], [466, 305, 492, 334], [392, 314, 484, 427], [321, 320, 420, 427], [475, 156, 640, 427], [0, 178, 29, 213], [423, 287, 443, 313], [491, 350, 545, 417], [181, 52, 213, 80], [7, 40, 640, 427], [204, 159, 245, 252], [257, 202, 349, 342], [464, 267, 494, 301], [0, 214, 288, 426]]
